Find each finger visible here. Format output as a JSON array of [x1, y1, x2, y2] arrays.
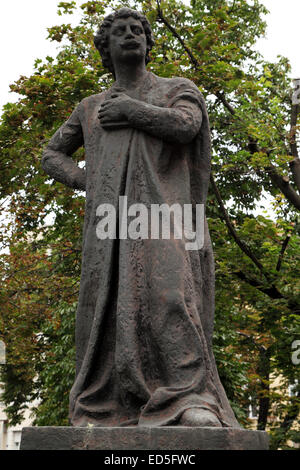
[[99, 105, 110, 112], [100, 120, 113, 126], [99, 104, 111, 112], [99, 110, 113, 118], [101, 100, 113, 107], [113, 86, 126, 92], [102, 96, 114, 104], [99, 111, 111, 119]]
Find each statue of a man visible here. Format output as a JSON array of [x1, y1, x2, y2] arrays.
[[42, 7, 239, 428]]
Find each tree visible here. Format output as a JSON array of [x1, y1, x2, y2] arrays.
[[0, 0, 299, 448]]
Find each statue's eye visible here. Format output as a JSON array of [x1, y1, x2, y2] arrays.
[[132, 26, 143, 35], [113, 26, 125, 36]]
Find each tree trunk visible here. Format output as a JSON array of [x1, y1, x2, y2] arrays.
[[257, 348, 271, 431]]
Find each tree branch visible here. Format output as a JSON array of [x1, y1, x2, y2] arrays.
[[265, 165, 300, 210], [235, 270, 283, 300], [210, 173, 269, 278], [228, 0, 237, 14], [238, 332, 271, 430], [271, 390, 300, 449], [234, 270, 300, 316], [290, 103, 299, 159], [237, 331, 266, 353], [289, 94, 300, 191], [257, 347, 271, 431], [156, 0, 199, 69], [209, 176, 299, 314], [214, 91, 236, 115], [155, 5, 300, 210], [290, 158, 300, 193], [276, 235, 291, 272]]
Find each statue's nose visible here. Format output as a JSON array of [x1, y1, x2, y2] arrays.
[[125, 26, 135, 39]]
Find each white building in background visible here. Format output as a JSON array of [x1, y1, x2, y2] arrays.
[[0, 401, 34, 450], [0, 340, 35, 450]]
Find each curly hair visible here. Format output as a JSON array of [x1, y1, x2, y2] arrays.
[[94, 7, 155, 76]]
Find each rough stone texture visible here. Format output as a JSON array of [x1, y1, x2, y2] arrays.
[[20, 426, 269, 450], [41, 7, 240, 430]]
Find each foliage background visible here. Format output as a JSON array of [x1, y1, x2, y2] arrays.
[[0, 0, 299, 449]]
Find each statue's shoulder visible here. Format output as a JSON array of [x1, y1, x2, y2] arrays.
[[71, 92, 107, 120], [78, 92, 106, 109], [151, 73, 200, 94], [150, 73, 203, 105]]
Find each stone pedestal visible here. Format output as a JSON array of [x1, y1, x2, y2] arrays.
[[20, 426, 269, 450]]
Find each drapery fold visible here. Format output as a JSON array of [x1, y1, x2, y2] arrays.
[[44, 72, 239, 428]]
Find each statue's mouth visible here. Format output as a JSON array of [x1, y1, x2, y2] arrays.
[[121, 40, 140, 50]]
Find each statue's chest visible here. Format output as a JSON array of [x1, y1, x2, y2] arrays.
[[119, 86, 166, 107]]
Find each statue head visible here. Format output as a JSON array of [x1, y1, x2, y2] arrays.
[[94, 7, 155, 76]]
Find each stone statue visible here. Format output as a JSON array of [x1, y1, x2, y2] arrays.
[[42, 7, 240, 429]]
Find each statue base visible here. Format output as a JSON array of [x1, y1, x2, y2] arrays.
[[20, 426, 269, 450]]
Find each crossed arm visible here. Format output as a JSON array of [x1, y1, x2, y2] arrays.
[[99, 88, 202, 145], [42, 89, 202, 190]]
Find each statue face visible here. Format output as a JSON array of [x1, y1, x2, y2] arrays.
[[109, 16, 147, 68]]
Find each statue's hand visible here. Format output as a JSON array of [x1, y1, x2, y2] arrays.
[[98, 88, 133, 127]]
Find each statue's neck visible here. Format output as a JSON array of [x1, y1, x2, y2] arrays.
[[113, 61, 148, 91]]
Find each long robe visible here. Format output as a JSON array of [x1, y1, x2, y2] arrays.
[[43, 71, 240, 428]]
